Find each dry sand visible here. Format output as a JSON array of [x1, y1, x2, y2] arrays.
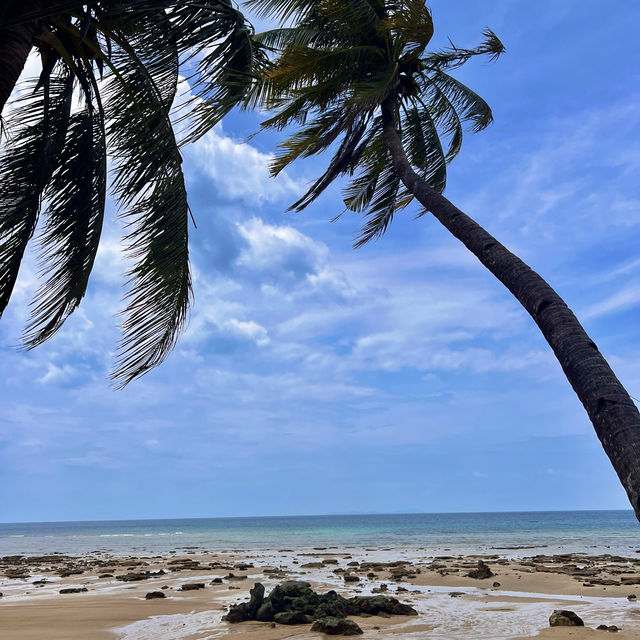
[[2, 549, 640, 639]]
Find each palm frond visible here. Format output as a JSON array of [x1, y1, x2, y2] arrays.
[[177, 4, 268, 143], [244, 0, 315, 22], [184, 27, 266, 143], [343, 139, 386, 213], [430, 71, 493, 133], [422, 28, 505, 71], [24, 99, 107, 348], [265, 45, 384, 92], [341, 119, 386, 213], [270, 105, 360, 175], [354, 164, 402, 248], [115, 171, 191, 387], [339, 123, 409, 248], [289, 114, 371, 211], [103, 45, 191, 386], [417, 79, 464, 160], [0, 73, 73, 316], [403, 103, 446, 190], [347, 61, 398, 108], [343, 166, 380, 213], [256, 26, 327, 50], [316, 0, 382, 35], [110, 5, 179, 112], [378, 0, 433, 60], [0, 0, 504, 388]]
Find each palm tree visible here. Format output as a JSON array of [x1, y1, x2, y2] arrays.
[[246, 0, 640, 519], [0, 0, 263, 386]]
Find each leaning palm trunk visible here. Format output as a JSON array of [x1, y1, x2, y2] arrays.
[[247, 0, 640, 517], [381, 99, 640, 519], [0, 1, 44, 115]]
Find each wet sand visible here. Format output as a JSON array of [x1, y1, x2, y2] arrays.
[[2, 548, 640, 639]]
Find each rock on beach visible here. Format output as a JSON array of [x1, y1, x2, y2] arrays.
[[223, 581, 418, 625], [311, 616, 363, 635], [549, 610, 584, 627]]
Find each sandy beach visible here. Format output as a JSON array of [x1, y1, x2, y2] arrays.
[[2, 548, 640, 639]]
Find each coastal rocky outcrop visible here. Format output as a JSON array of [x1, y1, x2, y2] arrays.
[[311, 616, 363, 635], [549, 610, 584, 627], [467, 560, 495, 580], [116, 570, 165, 582], [222, 581, 418, 626]]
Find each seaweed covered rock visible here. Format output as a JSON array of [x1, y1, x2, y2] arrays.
[[223, 583, 265, 622], [223, 582, 417, 625], [348, 595, 418, 616], [256, 600, 276, 621], [311, 616, 363, 635], [315, 592, 350, 619], [274, 611, 314, 625], [116, 570, 165, 582], [467, 560, 494, 580], [549, 610, 584, 627]]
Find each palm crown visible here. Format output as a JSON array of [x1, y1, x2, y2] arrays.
[[0, 0, 263, 386], [248, 0, 504, 246]]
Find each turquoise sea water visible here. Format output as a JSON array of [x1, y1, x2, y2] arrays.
[[1, 511, 638, 557]]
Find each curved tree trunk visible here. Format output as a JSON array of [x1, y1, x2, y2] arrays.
[[0, 0, 43, 115], [381, 99, 640, 520]]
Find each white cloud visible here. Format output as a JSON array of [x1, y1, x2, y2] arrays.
[[185, 124, 301, 204], [583, 285, 640, 319], [347, 331, 552, 375], [67, 453, 118, 468], [594, 257, 640, 284], [225, 318, 270, 346], [455, 97, 640, 256], [92, 232, 126, 286], [37, 362, 77, 385], [237, 217, 328, 275]]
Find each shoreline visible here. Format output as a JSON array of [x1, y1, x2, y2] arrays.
[[2, 548, 640, 639], [3, 510, 639, 561]]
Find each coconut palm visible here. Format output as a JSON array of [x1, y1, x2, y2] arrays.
[[246, 0, 640, 518], [0, 0, 263, 386]]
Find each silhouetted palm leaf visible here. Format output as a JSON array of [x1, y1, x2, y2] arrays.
[[0, 1, 262, 384], [24, 101, 107, 348], [0, 73, 74, 313]]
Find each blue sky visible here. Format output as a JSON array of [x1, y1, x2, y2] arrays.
[[1, 0, 640, 522]]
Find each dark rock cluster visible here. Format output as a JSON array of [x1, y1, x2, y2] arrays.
[[467, 560, 495, 580], [223, 581, 418, 634], [549, 610, 584, 627], [116, 570, 166, 582], [311, 616, 363, 635]]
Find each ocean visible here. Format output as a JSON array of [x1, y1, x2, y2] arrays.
[[1, 510, 639, 557]]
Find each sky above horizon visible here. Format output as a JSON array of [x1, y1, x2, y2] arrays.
[[1, 0, 640, 523]]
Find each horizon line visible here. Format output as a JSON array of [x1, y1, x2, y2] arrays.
[[1, 507, 634, 527]]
